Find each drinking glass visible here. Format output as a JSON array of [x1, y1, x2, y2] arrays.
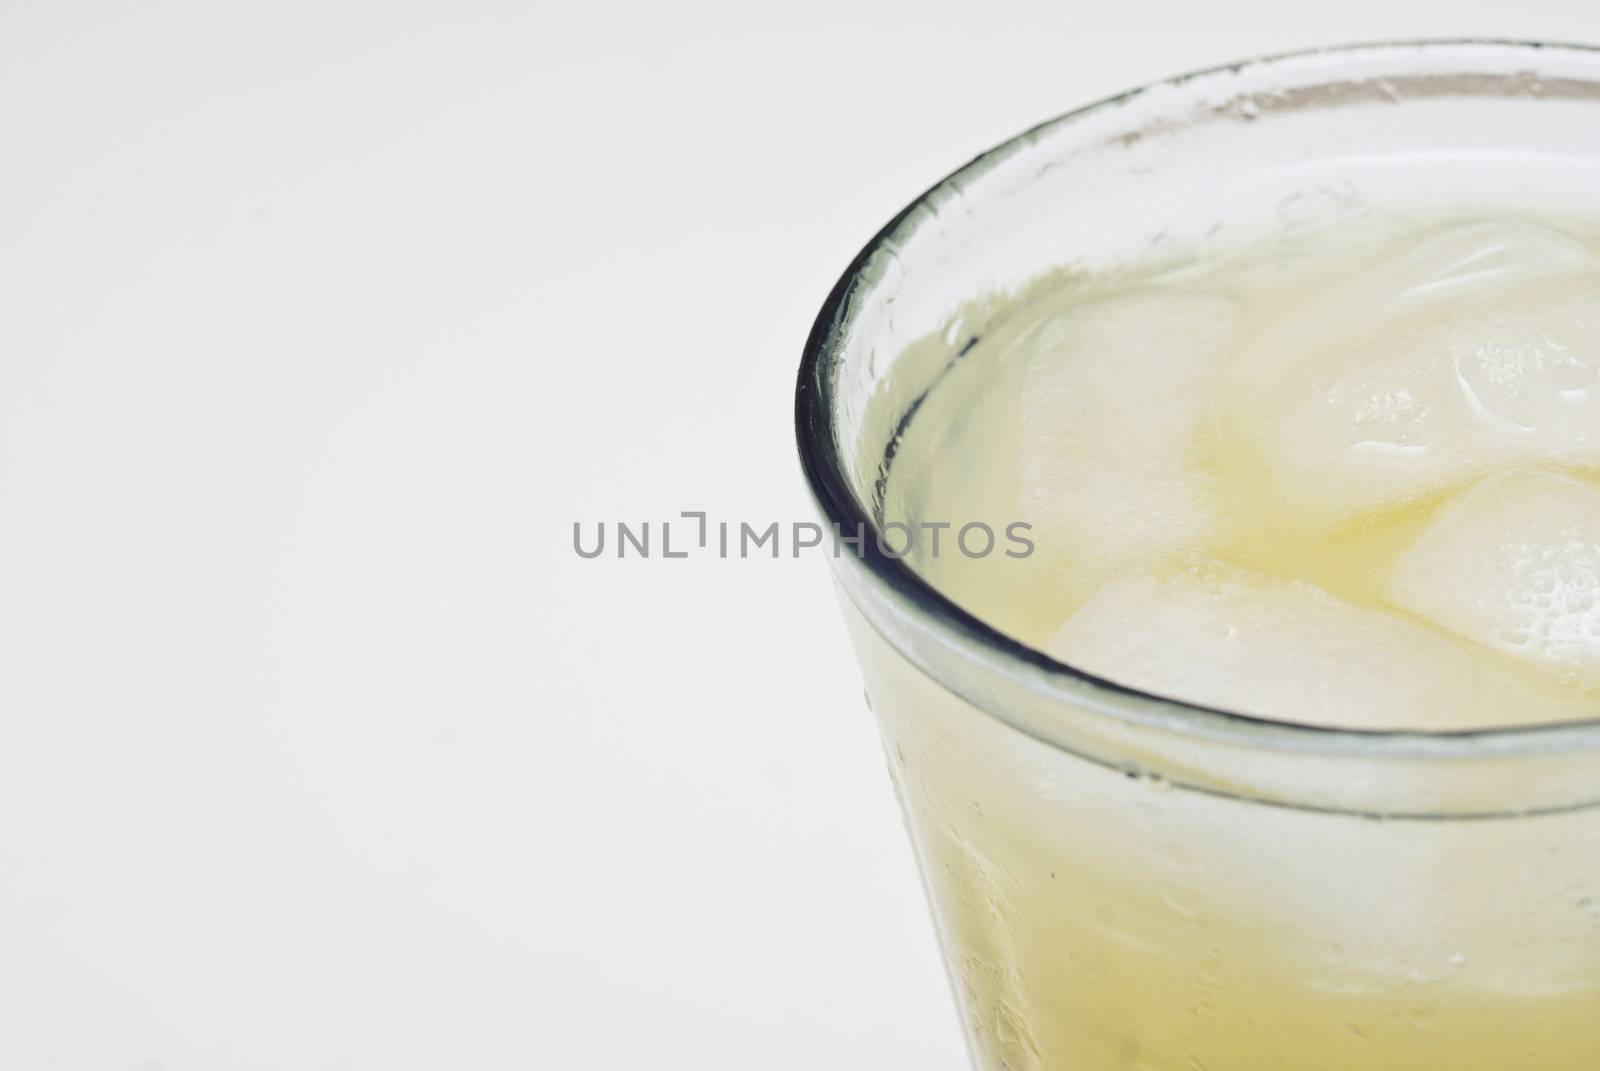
[[797, 40, 1600, 1071]]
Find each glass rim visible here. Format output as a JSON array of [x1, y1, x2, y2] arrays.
[[796, 37, 1600, 762]]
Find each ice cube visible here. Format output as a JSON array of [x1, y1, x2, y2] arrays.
[[1223, 222, 1600, 407], [1045, 560, 1588, 729], [1388, 468, 1600, 689], [1377, 219, 1598, 305], [1019, 292, 1238, 586], [1218, 223, 1600, 533]]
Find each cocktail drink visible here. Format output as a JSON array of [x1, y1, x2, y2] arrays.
[[798, 43, 1600, 1070]]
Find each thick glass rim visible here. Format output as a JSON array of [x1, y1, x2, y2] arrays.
[[796, 37, 1600, 761]]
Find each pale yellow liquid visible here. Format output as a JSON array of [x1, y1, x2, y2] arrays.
[[884, 217, 1600, 725], [852, 616, 1600, 1070], [866, 216, 1600, 1068]]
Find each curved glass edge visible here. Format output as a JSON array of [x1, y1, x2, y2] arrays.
[[796, 38, 1600, 763]]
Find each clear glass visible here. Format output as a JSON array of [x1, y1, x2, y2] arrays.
[[797, 41, 1600, 1070]]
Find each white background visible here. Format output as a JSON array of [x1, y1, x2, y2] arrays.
[[1, 3, 1595, 1069]]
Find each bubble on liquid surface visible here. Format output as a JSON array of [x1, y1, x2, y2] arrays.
[[1019, 291, 1238, 589], [1046, 559, 1588, 730], [1388, 468, 1600, 689], [1217, 222, 1600, 532]]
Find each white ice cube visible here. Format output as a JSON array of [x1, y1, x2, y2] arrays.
[[1019, 291, 1238, 586], [1218, 222, 1600, 533], [1045, 560, 1588, 730], [1389, 468, 1600, 689]]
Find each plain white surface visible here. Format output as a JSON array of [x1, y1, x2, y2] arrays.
[[2, 3, 1597, 1068]]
